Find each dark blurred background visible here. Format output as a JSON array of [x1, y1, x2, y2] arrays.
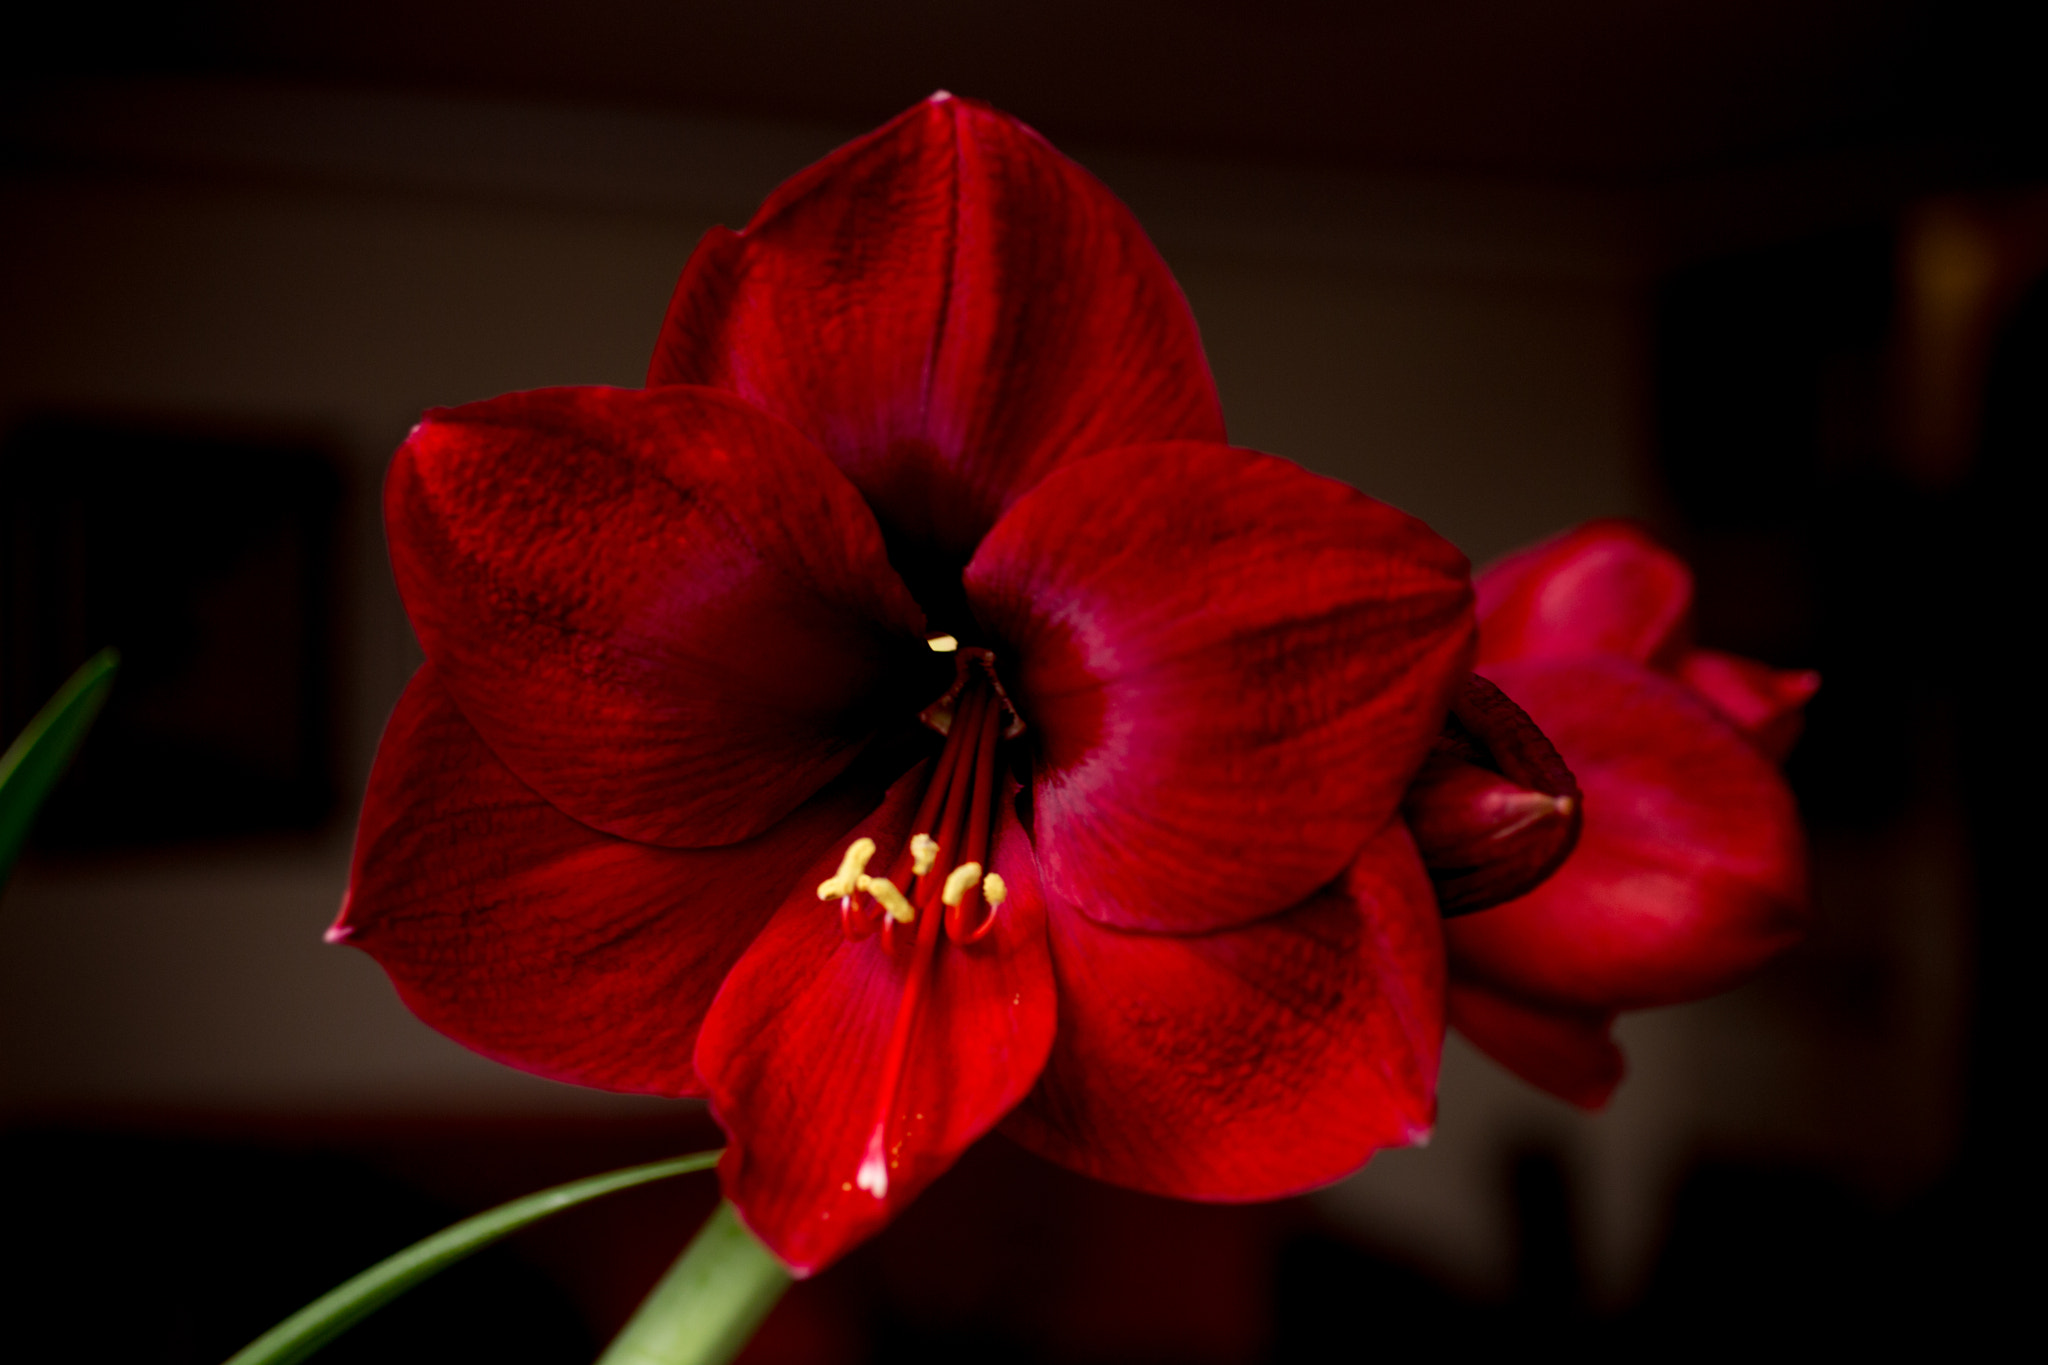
[[2, 3, 2038, 1360]]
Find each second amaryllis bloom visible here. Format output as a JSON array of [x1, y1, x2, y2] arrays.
[[334, 95, 1474, 1272], [1420, 520, 1818, 1106]]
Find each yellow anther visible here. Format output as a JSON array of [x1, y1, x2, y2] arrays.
[[817, 838, 876, 900], [926, 634, 959, 652], [982, 872, 1008, 908], [940, 861, 984, 908], [859, 874, 916, 924], [909, 834, 940, 877]]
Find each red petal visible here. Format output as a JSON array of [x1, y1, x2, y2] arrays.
[[1447, 983, 1622, 1110], [1679, 648, 1821, 762], [386, 384, 935, 847], [334, 667, 894, 1096], [698, 770, 1055, 1274], [966, 442, 1472, 934], [1003, 822, 1443, 1199], [648, 95, 1224, 582], [1447, 657, 1809, 1010], [1476, 519, 1693, 670]]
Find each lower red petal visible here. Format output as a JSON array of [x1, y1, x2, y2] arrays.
[[1447, 983, 1623, 1110], [336, 668, 893, 1095], [698, 771, 1056, 1274], [1003, 821, 1444, 1201], [1447, 657, 1809, 1010]]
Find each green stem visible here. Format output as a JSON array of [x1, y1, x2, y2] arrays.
[[596, 1201, 792, 1365], [225, 1150, 721, 1365]]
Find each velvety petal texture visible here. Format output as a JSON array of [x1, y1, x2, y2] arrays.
[[336, 667, 892, 1095], [387, 384, 935, 847], [968, 442, 1473, 934], [699, 768, 1055, 1273], [649, 93, 1225, 589], [1004, 822, 1443, 1197]]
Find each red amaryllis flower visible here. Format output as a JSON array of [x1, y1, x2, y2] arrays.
[[1416, 520, 1817, 1107], [333, 95, 1475, 1273]]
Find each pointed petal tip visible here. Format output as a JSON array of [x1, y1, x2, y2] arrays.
[[1492, 788, 1571, 837], [323, 922, 354, 945]]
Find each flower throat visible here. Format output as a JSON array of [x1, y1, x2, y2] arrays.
[[814, 645, 1021, 1199]]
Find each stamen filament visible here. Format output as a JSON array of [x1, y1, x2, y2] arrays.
[[854, 674, 1008, 1199], [943, 695, 1003, 944], [951, 872, 1005, 946], [880, 685, 988, 899]]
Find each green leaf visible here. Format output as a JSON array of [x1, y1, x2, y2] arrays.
[[0, 647, 119, 887], [225, 1149, 723, 1365], [596, 1200, 792, 1365]]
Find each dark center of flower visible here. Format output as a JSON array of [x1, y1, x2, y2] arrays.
[[814, 643, 1024, 1199]]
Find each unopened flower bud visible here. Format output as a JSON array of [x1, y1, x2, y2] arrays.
[[1404, 675, 1582, 916]]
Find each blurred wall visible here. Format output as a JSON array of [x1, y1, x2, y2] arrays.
[[0, 79, 1964, 1306]]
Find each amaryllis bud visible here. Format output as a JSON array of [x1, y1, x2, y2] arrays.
[[1404, 674, 1581, 915]]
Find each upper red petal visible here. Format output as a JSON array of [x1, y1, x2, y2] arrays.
[[1447, 982, 1623, 1110], [1003, 821, 1444, 1200], [333, 667, 894, 1096], [648, 95, 1225, 585], [698, 770, 1055, 1274], [1446, 657, 1809, 1010], [1475, 519, 1694, 670], [966, 442, 1473, 934], [386, 384, 935, 848], [1678, 648, 1821, 762]]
